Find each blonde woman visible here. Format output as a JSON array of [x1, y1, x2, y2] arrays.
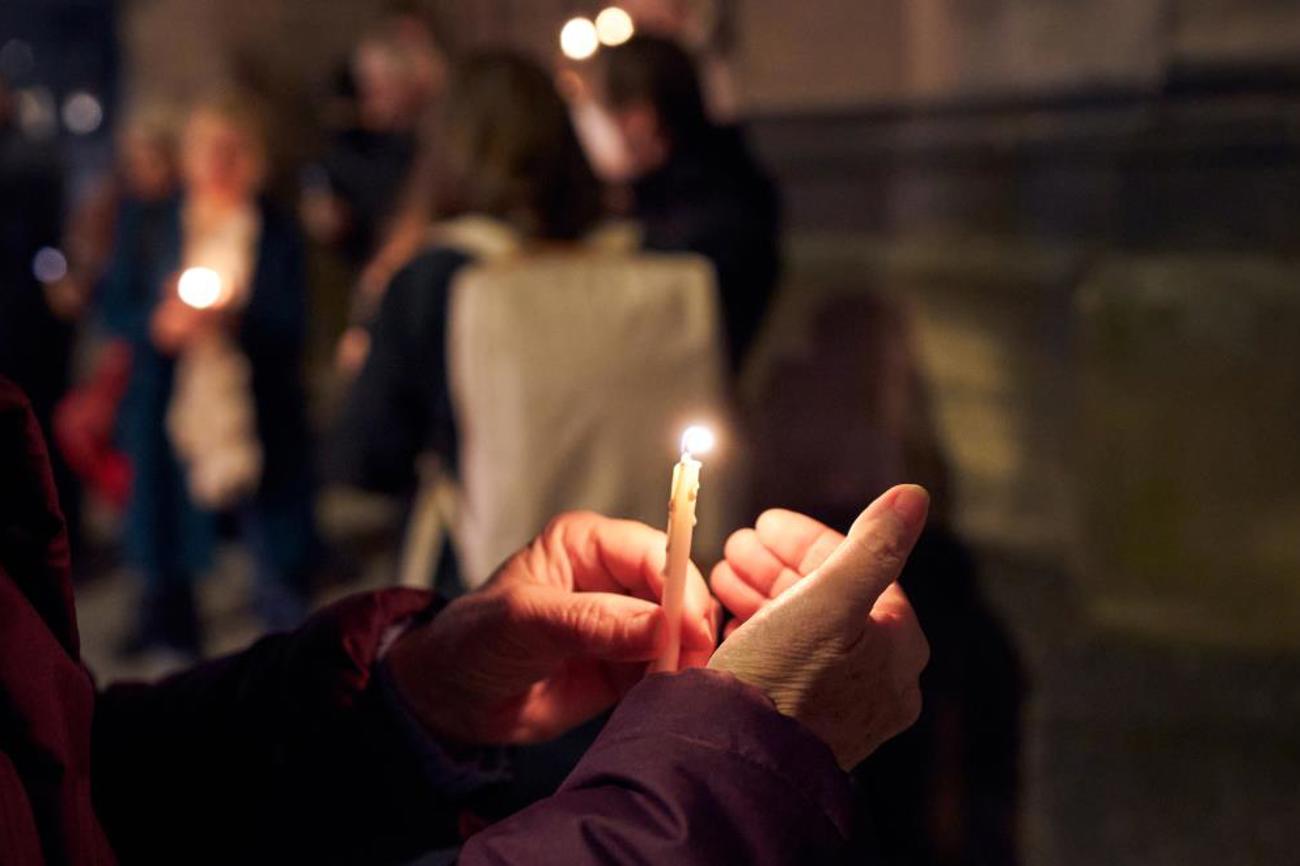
[[102, 93, 315, 657]]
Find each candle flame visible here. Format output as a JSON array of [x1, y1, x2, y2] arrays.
[[681, 425, 715, 457], [560, 17, 599, 60], [178, 267, 223, 309], [595, 7, 635, 46]]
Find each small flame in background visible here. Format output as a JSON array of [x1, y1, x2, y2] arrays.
[[178, 267, 223, 309], [560, 7, 635, 60], [595, 7, 634, 46], [559, 17, 599, 60], [681, 425, 715, 457]]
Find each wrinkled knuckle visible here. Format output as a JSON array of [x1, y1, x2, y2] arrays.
[[870, 534, 908, 573], [491, 585, 532, 630], [547, 510, 597, 542], [724, 529, 749, 560], [541, 513, 574, 546], [540, 513, 569, 538], [568, 599, 615, 646]]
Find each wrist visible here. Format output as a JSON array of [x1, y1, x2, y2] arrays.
[[385, 592, 508, 744], [372, 660, 511, 797]]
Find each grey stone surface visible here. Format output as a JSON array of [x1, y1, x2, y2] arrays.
[[777, 233, 1300, 866]]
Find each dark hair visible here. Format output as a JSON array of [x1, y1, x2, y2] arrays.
[[435, 52, 602, 240], [603, 35, 709, 146]]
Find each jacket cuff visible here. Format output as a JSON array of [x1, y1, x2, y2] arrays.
[[281, 587, 436, 704], [372, 659, 511, 798], [584, 667, 854, 839]]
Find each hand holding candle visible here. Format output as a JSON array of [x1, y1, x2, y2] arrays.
[[655, 425, 715, 673], [387, 511, 716, 744], [152, 267, 228, 354]]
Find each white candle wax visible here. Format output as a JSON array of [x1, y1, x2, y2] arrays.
[[655, 425, 712, 672]]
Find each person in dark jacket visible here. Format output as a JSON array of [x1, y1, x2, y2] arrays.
[[100, 94, 316, 655], [601, 35, 782, 371], [300, 13, 446, 270], [0, 375, 931, 865]]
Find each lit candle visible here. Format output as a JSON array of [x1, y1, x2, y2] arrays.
[[655, 425, 714, 672], [177, 266, 223, 310]]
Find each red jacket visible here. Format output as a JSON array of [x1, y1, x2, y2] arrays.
[[0, 377, 854, 865]]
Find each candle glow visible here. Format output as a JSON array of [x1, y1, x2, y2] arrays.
[[560, 17, 599, 61], [177, 267, 223, 310], [681, 424, 715, 457], [595, 7, 635, 46]]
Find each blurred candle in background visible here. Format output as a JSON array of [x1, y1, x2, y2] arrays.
[[595, 7, 635, 46], [560, 17, 599, 61], [177, 266, 223, 309]]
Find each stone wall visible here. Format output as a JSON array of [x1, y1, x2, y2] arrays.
[[734, 0, 1300, 111], [742, 73, 1300, 865]]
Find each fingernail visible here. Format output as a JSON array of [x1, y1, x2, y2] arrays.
[[887, 485, 930, 533]]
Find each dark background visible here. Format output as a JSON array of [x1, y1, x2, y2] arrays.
[[5, 2, 1299, 864]]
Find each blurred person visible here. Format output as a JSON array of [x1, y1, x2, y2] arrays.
[[332, 132, 444, 376], [617, 0, 741, 120], [306, 14, 448, 379], [100, 92, 316, 658], [52, 108, 179, 514], [46, 105, 180, 322], [332, 51, 740, 606], [300, 13, 447, 269], [598, 34, 781, 371], [1, 375, 930, 865]]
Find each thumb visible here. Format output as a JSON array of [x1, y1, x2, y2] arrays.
[[519, 585, 666, 662], [799, 484, 929, 627]]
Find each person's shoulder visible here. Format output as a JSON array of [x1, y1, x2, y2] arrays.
[[394, 244, 477, 289], [380, 244, 477, 324], [372, 245, 475, 341]]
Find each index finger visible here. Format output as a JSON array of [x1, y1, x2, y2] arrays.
[[754, 509, 845, 582], [555, 512, 714, 651]]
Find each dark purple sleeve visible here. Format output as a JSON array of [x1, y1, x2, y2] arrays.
[[460, 668, 855, 866], [92, 588, 463, 866]]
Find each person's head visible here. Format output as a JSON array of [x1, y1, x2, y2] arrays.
[[436, 52, 602, 240], [118, 104, 179, 201], [352, 14, 445, 132], [602, 35, 709, 176], [180, 92, 268, 206]]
